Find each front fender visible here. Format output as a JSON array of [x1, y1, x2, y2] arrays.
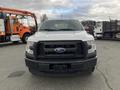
[[19, 28, 31, 38]]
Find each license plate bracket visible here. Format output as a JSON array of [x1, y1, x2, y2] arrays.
[[51, 64, 68, 71]]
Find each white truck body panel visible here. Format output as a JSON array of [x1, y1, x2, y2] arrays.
[[28, 31, 94, 42]]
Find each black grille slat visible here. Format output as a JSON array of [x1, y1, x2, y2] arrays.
[[45, 51, 75, 55], [44, 48, 76, 52], [45, 44, 75, 48]]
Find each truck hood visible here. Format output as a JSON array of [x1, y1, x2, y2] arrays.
[[28, 31, 94, 42]]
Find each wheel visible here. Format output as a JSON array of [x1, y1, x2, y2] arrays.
[[96, 37, 102, 40], [115, 33, 120, 39], [22, 33, 30, 43], [12, 41, 19, 44], [28, 68, 39, 76]]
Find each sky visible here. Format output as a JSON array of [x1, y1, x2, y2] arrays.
[[0, 0, 120, 21]]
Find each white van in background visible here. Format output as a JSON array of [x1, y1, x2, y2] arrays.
[[94, 22, 103, 39]]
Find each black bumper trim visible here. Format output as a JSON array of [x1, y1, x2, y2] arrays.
[[25, 57, 97, 72], [25, 56, 97, 64]]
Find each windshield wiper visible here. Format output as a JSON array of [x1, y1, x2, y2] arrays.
[[40, 29, 57, 31]]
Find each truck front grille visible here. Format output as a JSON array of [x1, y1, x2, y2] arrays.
[[36, 41, 87, 59]]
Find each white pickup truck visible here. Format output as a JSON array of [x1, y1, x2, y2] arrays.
[[25, 19, 97, 75]]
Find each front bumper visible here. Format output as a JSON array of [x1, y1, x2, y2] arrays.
[[25, 57, 97, 73], [96, 33, 102, 38]]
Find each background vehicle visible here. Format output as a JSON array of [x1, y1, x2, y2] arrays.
[[94, 22, 103, 39], [82, 20, 96, 36], [94, 20, 120, 40], [25, 19, 97, 75], [0, 7, 37, 43]]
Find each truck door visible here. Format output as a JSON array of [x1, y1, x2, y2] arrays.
[[0, 19, 5, 36], [9, 16, 20, 42]]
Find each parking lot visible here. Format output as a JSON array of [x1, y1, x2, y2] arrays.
[[0, 40, 120, 90]]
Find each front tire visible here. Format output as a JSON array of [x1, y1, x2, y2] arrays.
[[22, 33, 30, 43], [12, 41, 19, 44]]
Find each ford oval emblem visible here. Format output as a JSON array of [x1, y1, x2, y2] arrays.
[[54, 47, 66, 53]]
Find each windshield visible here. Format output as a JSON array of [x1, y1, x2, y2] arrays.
[[39, 20, 84, 31]]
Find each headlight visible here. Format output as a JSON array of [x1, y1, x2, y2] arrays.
[[26, 41, 34, 54], [87, 40, 96, 53]]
